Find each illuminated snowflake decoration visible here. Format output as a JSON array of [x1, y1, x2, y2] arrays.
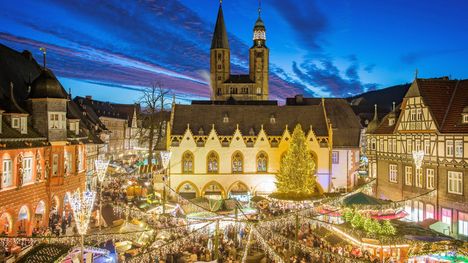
[[412, 150, 425, 169], [95, 160, 110, 182], [160, 151, 172, 169], [68, 190, 96, 235]]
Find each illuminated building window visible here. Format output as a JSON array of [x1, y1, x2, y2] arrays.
[[442, 208, 452, 231], [426, 204, 434, 219], [459, 212, 468, 236], [332, 151, 339, 164], [22, 157, 33, 184], [448, 171, 463, 195], [232, 152, 243, 173], [182, 151, 194, 174], [207, 152, 219, 174], [257, 152, 268, 172], [389, 164, 397, 183], [2, 158, 12, 188], [426, 168, 434, 189], [405, 166, 412, 186]]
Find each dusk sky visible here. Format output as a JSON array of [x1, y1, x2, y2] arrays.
[[1, 0, 467, 104]]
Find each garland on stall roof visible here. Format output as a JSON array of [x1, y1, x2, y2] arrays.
[[250, 226, 285, 263], [127, 222, 213, 263], [241, 227, 253, 263]]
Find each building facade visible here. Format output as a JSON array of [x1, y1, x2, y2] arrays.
[[0, 45, 100, 236], [367, 78, 468, 240]]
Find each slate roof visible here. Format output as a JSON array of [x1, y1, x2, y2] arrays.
[[0, 44, 104, 144], [29, 69, 67, 99], [371, 108, 401, 135], [74, 96, 135, 124], [286, 97, 362, 148], [171, 104, 329, 137], [211, 4, 229, 49]]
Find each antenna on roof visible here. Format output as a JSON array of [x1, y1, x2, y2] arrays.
[[39, 47, 47, 69]]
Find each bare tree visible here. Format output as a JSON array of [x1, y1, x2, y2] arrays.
[[136, 82, 170, 174]]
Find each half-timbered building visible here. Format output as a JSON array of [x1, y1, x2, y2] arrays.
[[367, 77, 468, 240]]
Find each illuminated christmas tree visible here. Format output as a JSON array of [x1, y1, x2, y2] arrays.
[[275, 124, 319, 195]]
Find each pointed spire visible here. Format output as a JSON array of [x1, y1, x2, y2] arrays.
[[373, 104, 378, 121], [414, 68, 419, 80], [39, 47, 47, 69], [258, 0, 262, 18], [392, 101, 395, 112], [211, 2, 229, 49]]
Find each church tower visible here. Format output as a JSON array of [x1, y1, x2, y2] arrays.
[[210, 2, 230, 100], [249, 5, 269, 100]]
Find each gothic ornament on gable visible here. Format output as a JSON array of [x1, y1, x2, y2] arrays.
[[35, 150, 42, 181]]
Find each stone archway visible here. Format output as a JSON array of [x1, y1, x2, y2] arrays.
[[176, 181, 199, 200], [201, 181, 225, 200], [17, 205, 30, 235], [33, 200, 46, 228], [228, 181, 250, 202], [0, 212, 13, 235]]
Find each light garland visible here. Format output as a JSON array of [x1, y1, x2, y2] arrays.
[[250, 226, 285, 263], [95, 159, 109, 183], [160, 151, 171, 169], [241, 228, 253, 263], [68, 190, 96, 235], [412, 150, 425, 169]]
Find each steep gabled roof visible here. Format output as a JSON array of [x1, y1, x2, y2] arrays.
[[211, 4, 229, 49], [413, 78, 468, 133]]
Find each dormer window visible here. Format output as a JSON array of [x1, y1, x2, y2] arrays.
[[270, 115, 276, 124], [223, 113, 229, 123], [388, 118, 395, 126], [20, 117, 27, 134], [69, 120, 80, 135], [12, 117, 20, 129], [463, 114, 468, 124], [48, 112, 66, 129], [198, 127, 204, 135]]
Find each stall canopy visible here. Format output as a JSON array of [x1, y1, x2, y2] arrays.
[[343, 192, 391, 207]]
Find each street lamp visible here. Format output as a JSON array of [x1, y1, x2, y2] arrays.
[[68, 190, 96, 263], [159, 151, 171, 214], [95, 160, 109, 230]]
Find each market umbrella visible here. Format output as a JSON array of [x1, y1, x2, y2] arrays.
[[343, 192, 390, 207], [429, 221, 451, 235]]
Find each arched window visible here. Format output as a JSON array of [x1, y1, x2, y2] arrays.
[[232, 152, 243, 173], [207, 152, 219, 174], [2, 154, 13, 188], [182, 151, 194, 174], [257, 152, 268, 172]]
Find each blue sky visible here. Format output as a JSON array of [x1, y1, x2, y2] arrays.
[[1, 0, 467, 103]]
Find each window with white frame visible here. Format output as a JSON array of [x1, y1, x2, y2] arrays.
[[446, 140, 454, 157], [404, 200, 412, 221], [405, 166, 412, 186], [12, 117, 20, 128], [379, 139, 384, 151], [463, 114, 468, 124], [389, 164, 397, 183], [64, 151, 72, 175], [416, 108, 422, 121], [442, 208, 452, 231], [407, 139, 413, 152], [426, 204, 434, 219], [78, 148, 84, 171], [415, 167, 423, 188], [455, 140, 463, 158], [2, 158, 13, 188], [392, 138, 397, 152], [388, 139, 394, 153], [414, 201, 424, 222], [415, 140, 422, 152], [410, 109, 416, 121], [424, 139, 431, 155], [20, 117, 27, 134], [459, 212, 468, 236], [48, 112, 66, 129], [426, 168, 434, 189], [448, 171, 463, 195], [332, 151, 339, 164], [22, 157, 33, 184]]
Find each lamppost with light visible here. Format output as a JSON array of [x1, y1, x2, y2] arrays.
[[95, 160, 109, 230], [69, 189, 96, 263], [159, 151, 171, 214]]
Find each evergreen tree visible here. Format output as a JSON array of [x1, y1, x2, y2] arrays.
[[380, 220, 396, 235], [363, 216, 373, 232], [368, 218, 382, 234], [351, 213, 364, 228], [275, 124, 318, 194], [343, 208, 354, 222]]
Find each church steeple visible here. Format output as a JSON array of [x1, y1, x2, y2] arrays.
[[253, 0, 266, 46], [211, 3, 229, 49]]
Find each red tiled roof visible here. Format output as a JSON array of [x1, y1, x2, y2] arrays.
[[417, 79, 468, 133]]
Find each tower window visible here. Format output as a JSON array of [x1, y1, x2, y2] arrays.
[[241, 87, 249, 94], [217, 76, 221, 80], [256, 87, 262, 95], [217, 65, 222, 70]]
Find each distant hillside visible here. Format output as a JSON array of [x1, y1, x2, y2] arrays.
[[347, 83, 411, 125]]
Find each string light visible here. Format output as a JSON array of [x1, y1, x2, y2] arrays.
[[69, 190, 96, 235], [95, 159, 109, 183]]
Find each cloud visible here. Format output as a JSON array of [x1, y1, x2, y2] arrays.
[[270, 0, 328, 51], [401, 48, 468, 64], [292, 58, 378, 97]]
